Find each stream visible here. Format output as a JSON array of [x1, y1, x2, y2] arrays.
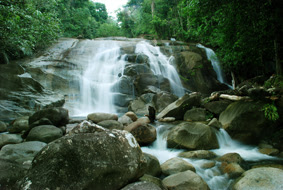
[[142, 122, 280, 190]]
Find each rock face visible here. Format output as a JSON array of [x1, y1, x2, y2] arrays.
[[157, 93, 202, 120], [233, 167, 283, 190], [29, 107, 69, 127], [167, 122, 219, 150], [174, 48, 228, 94], [162, 170, 209, 190], [0, 63, 65, 121], [20, 128, 146, 190], [26, 125, 63, 143], [97, 120, 124, 130], [219, 101, 271, 144]]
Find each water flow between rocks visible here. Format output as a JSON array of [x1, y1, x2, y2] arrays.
[[136, 41, 185, 97], [74, 41, 127, 116], [142, 123, 279, 190], [196, 44, 233, 89]]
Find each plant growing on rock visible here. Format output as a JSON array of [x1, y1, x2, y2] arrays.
[[261, 103, 279, 121]]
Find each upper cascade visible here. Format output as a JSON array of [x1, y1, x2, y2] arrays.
[[135, 41, 185, 97], [197, 44, 233, 89]]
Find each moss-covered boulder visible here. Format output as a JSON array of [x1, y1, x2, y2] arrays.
[[19, 128, 146, 190], [219, 101, 273, 144], [167, 122, 219, 150]]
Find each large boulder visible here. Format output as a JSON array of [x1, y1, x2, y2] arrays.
[[87, 112, 118, 123], [0, 159, 26, 189], [167, 122, 219, 150], [29, 107, 69, 127], [183, 107, 207, 121], [97, 120, 124, 130], [161, 157, 195, 176], [219, 101, 272, 144], [0, 121, 7, 132], [153, 92, 178, 113], [0, 133, 23, 148], [233, 167, 283, 190], [0, 141, 47, 164], [121, 181, 162, 190], [178, 150, 217, 159], [203, 100, 231, 115], [174, 49, 228, 94], [156, 93, 202, 120], [8, 116, 29, 133], [26, 125, 63, 143], [143, 153, 162, 177], [128, 97, 148, 115], [19, 126, 146, 190], [125, 121, 157, 145], [162, 170, 209, 190]]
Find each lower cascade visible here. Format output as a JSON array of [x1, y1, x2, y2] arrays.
[[142, 123, 280, 190]]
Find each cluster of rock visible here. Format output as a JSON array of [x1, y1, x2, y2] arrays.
[[1, 80, 283, 189]]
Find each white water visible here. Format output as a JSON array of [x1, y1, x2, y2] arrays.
[[71, 40, 185, 116], [142, 124, 279, 190], [135, 41, 185, 97], [212, 129, 277, 161], [196, 44, 233, 89], [74, 41, 127, 116]]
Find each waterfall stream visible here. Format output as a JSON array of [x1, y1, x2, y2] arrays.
[[142, 123, 279, 190], [69, 40, 184, 116], [196, 44, 233, 89], [136, 41, 185, 97]]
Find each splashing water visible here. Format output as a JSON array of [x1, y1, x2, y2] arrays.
[[197, 44, 233, 89], [135, 41, 185, 97], [73, 41, 127, 116], [142, 123, 280, 190]]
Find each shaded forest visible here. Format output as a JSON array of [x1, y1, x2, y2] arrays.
[[0, 0, 282, 81]]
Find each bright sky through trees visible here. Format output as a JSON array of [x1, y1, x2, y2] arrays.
[[92, 0, 128, 18]]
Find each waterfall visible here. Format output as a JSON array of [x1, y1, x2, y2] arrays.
[[135, 41, 185, 97], [73, 41, 127, 116], [196, 44, 233, 89], [69, 39, 185, 116]]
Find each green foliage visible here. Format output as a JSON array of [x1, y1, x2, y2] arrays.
[[118, 0, 282, 80], [264, 75, 283, 89], [96, 20, 124, 37], [262, 103, 279, 121], [0, 0, 61, 60]]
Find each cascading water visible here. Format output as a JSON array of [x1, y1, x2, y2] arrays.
[[197, 44, 233, 89], [142, 123, 280, 190], [135, 41, 185, 97], [70, 39, 185, 116], [73, 41, 127, 116]]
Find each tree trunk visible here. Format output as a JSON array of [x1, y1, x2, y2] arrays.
[[151, 0, 155, 18], [274, 39, 282, 75]]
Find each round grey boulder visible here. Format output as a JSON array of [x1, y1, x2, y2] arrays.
[[162, 170, 209, 190], [233, 167, 283, 190], [26, 125, 63, 143], [19, 129, 146, 190]]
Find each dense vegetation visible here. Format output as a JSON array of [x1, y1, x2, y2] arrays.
[[0, 0, 121, 63], [118, 0, 283, 80], [1, 0, 282, 81]]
